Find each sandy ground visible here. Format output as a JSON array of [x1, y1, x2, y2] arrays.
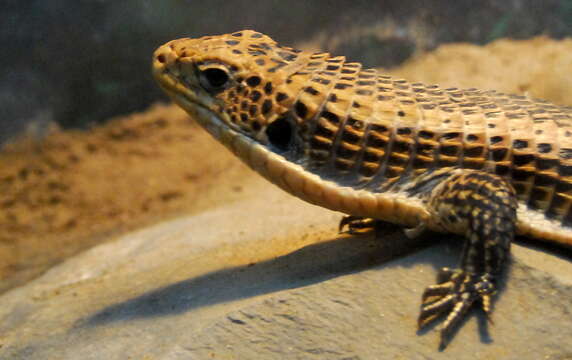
[[0, 104, 260, 293], [1, 36, 572, 294]]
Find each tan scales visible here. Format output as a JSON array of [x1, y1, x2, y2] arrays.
[[152, 30, 572, 349]]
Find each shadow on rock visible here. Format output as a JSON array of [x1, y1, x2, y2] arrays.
[[82, 224, 438, 327]]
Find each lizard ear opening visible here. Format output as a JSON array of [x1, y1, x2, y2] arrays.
[[265, 116, 293, 152]]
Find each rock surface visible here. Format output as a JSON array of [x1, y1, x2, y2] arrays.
[[1, 179, 571, 359]]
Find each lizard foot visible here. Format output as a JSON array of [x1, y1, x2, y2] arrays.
[[418, 267, 495, 349], [338, 215, 377, 234]]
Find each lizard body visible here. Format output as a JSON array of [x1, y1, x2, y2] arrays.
[[152, 30, 572, 348]]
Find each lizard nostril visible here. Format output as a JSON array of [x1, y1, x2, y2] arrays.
[[157, 54, 166, 63]]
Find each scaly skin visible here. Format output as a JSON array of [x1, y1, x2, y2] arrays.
[[152, 30, 572, 349]]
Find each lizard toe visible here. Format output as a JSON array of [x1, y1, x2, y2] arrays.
[[418, 268, 497, 349], [338, 215, 377, 234]]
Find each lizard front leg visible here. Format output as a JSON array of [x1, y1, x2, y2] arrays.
[[417, 169, 518, 349]]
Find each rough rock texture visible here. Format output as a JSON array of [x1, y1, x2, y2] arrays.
[[1, 181, 571, 359]]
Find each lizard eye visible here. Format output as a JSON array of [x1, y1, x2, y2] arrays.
[[198, 67, 230, 92]]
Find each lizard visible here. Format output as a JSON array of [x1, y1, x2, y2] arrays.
[[152, 30, 572, 349]]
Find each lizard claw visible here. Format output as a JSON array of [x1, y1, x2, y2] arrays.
[[403, 222, 427, 239], [418, 268, 496, 349], [338, 215, 377, 234]]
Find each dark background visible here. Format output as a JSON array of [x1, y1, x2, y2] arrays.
[[2, 0, 572, 144]]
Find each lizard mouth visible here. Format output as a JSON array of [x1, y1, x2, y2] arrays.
[[152, 56, 241, 144], [152, 43, 217, 118], [156, 71, 232, 142], [152, 52, 217, 119], [154, 69, 202, 113]]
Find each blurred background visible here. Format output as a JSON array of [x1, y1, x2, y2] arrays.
[[2, 0, 572, 144]]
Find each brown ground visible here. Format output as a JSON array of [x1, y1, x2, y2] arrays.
[[0, 104, 260, 293], [1, 37, 572, 294]]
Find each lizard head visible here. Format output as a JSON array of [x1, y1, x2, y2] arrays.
[[152, 30, 321, 159]]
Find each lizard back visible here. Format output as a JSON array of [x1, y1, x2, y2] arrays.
[[153, 30, 572, 248]]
